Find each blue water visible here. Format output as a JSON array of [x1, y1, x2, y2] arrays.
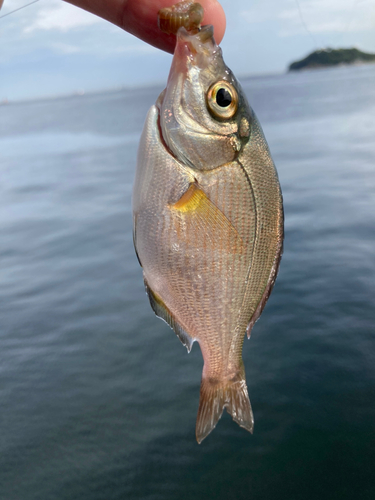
[[1, 65, 375, 499]]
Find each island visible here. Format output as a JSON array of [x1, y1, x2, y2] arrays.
[[288, 48, 375, 71]]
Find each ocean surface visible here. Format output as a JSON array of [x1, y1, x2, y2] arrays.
[[1, 64, 375, 500]]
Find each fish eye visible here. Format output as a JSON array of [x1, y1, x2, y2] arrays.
[[206, 81, 238, 120]]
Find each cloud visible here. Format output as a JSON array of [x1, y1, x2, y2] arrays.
[[240, 7, 273, 25], [50, 41, 81, 54], [278, 0, 375, 35], [24, 2, 102, 33], [240, 0, 375, 35]]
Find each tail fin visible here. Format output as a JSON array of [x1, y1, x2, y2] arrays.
[[195, 371, 254, 444]]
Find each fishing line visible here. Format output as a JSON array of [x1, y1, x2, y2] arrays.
[[0, 0, 39, 19], [294, 0, 319, 49]]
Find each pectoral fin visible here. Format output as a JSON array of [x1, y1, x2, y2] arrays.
[[144, 278, 194, 353], [171, 183, 244, 253]]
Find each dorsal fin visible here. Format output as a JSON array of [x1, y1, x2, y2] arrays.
[[144, 278, 194, 353]]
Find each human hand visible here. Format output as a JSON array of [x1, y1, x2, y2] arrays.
[[64, 0, 226, 53]]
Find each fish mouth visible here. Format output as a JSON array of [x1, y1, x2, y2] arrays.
[[169, 25, 218, 78], [177, 24, 216, 54]]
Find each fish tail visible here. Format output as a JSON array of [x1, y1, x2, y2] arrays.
[[195, 367, 254, 444]]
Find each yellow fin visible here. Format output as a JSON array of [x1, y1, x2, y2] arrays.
[[173, 183, 207, 213], [172, 183, 244, 253]]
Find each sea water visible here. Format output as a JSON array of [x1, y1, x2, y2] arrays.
[[1, 65, 375, 500]]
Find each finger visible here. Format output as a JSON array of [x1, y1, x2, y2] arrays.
[[64, 0, 226, 53]]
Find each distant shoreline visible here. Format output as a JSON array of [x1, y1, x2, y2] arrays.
[[289, 60, 375, 73]]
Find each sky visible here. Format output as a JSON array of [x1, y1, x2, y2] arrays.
[[0, 0, 375, 101]]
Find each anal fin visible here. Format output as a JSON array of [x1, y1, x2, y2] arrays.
[[144, 277, 194, 353]]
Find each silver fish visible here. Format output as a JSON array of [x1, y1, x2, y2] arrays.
[[132, 15, 283, 443]]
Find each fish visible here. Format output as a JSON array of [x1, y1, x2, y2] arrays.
[[132, 1, 283, 443]]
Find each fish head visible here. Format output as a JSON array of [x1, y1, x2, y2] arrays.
[[158, 25, 252, 171]]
